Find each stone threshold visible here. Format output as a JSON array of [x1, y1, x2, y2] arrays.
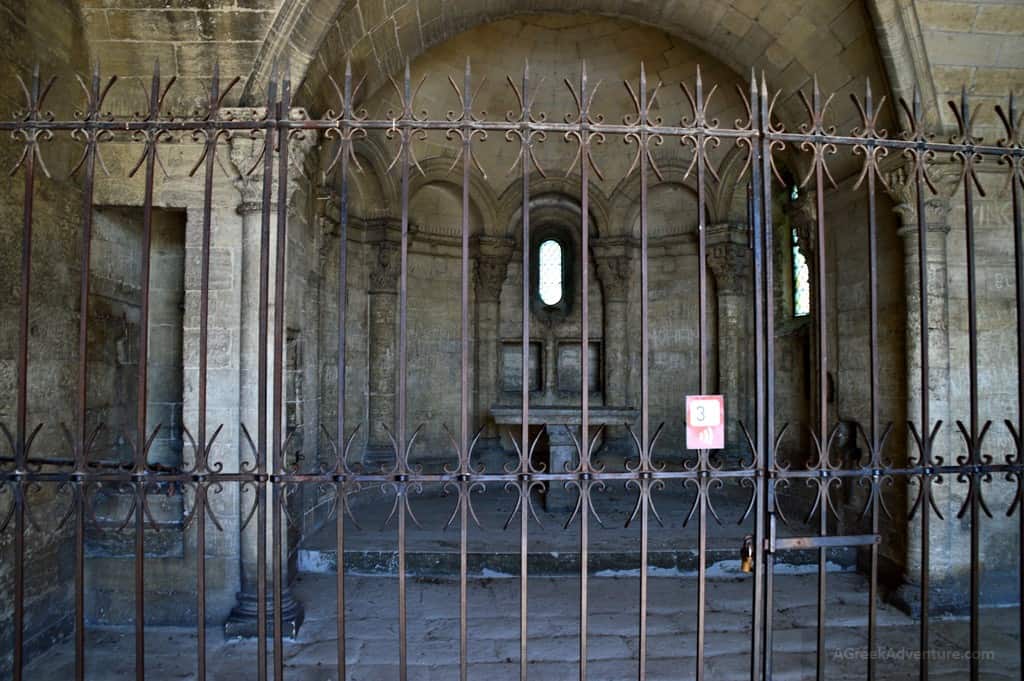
[[298, 546, 857, 578]]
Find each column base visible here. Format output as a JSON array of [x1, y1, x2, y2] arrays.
[[545, 426, 579, 512], [224, 588, 305, 639]]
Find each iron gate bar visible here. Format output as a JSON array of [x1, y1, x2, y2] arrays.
[[952, 88, 986, 681], [0, 59, 1023, 681], [747, 68, 767, 681], [759, 72, 779, 681], [853, 77, 886, 681]]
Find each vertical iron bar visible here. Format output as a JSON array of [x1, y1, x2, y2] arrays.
[[335, 60, 353, 681], [194, 65, 222, 681], [73, 62, 103, 681], [459, 57, 473, 681], [637, 62, 650, 681], [758, 72, 777, 681], [747, 69, 766, 681], [518, 60, 532, 681], [814, 135, 828, 681], [397, 59, 412, 681], [960, 89, 981, 681], [694, 67, 709, 681], [11, 64, 41, 681], [256, 68, 279, 681], [577, 61, 591, 681], [272, 70, 292, 681], [133, 61, 163, 681], [913, 87, 932, 681], [864, 82, 881, 681]]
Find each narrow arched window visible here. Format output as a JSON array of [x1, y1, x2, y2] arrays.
[[792, 227, 810, 317], [538, 239, 563, 306]]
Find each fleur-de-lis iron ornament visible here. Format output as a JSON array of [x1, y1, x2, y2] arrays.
[[445, 57, 489, 178], [563, 61, 606, 180], [898, 86, 940, 196], [623, 62, 666, 182], [9, 64, 56, 178], [680, 65, 722, 185], [505, 60, 548, 178], [70, 62, 117, 179], [324, 60, 368, 177], [850, 79, 891, 192], [128, 61, 175, 181], [795, 76, 838, 189], [385, 60, 429, 176]]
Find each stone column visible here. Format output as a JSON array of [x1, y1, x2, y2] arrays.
[[474, 237, 512, 470], [224, 131, 312, 638], [594, 240, 633, 465], [364, 236, 400, 467], [706, 223, 752, 456], [886, 162, 958, 613], [594, 245, 631, 405]]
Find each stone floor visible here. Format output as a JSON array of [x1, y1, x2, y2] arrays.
[[298, 482, 852, 577], [25, 570, 1022, 680]]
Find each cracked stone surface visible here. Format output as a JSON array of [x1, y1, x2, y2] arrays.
[[24, 571, 1021, 680]]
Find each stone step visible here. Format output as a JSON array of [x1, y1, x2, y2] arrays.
[[297, 546, 858, 577]]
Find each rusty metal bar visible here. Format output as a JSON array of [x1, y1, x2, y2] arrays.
[[272, 67, 292, 680], [255, 64, 278, 681]]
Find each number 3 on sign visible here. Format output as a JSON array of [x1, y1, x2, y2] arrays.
[[686, 395, 725, 450]]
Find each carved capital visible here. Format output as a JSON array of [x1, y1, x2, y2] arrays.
[[884, 160, 957, 235], [229, 120, 317, 212], [594, 254, 631, 302], [475, 255, 509, 303], [369, 240, 400, 293], [707, 242, 749, 295]]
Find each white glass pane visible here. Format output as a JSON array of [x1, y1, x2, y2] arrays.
[[793, 228, 810, 317], [538, 239, 563, 306]]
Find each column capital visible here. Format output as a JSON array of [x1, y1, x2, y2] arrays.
[[593, 237, 635, 303], [706, 223, 749, 296], [369, 238, 401, 293], [884, 160, 959, 237], [229, 117, 317, 213], [474, 237, 514, 303], [594, 254, 631, 302]]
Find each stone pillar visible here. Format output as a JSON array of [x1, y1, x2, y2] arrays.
[[594, 245, 631, 406], [224, 131, 312, 638], [474, 237, 512, 470], [364, 236, 400, 467], [594, 240, 633, 465], [706, 223, 752, 456], [887, 162, 958, 613]]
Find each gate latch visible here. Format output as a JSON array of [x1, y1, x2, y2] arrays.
[[740, 534, 754, 573]]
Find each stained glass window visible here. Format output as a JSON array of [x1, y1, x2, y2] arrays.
[[538, 239, 563, 306], [792, 228, 810, 317]]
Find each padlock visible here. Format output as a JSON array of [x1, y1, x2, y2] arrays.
[[740, 534, 754, 573]]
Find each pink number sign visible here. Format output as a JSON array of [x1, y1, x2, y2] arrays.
[[686, 395, 724, 450]]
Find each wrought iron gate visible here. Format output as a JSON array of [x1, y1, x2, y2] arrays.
[[0, 58, 1022, 681]]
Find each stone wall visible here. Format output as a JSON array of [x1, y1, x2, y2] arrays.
[[0, 0, 90, 674]]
